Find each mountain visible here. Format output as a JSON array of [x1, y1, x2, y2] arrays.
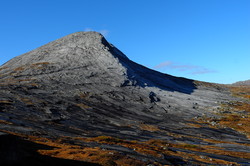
[[233, 79, 250, 86], [0, 32, 249, 165]]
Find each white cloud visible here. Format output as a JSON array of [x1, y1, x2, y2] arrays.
[[154, 61, 172, 69], [84, 28, 93, 32], [154, 61, 216, 75], [84, 28, 109, 37], [99, 30, 109, 37], [190, 68, 217, 75]]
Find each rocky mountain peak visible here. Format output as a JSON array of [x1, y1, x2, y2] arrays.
[[2, 31, 127, 70], [0, 32, 249, 165], [0, 31, 133, 89]]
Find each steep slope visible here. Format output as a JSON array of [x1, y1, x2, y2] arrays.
[[0, 32, 249, 165]]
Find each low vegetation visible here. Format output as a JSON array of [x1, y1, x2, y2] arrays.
[[139, 124, 161, 132], [220, 86, 250, 138], [0, 131, 245, 165], [0, 85, 249, 165], [230, 85, 250, 99]]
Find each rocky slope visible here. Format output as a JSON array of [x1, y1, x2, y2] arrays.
[[0, 32, 249, 165]]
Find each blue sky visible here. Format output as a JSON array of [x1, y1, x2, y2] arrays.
[[0, 0, 249, 84]]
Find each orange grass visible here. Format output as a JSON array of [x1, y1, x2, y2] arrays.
[[14, 66, 25, 72], [218, 86, 250, 138], [78, 136, 250, 164], [0, 100, 13, 104], [230, 86, 250, 99], [0, 120, 13, 125], [19, 97, 34, 106], [76, 103, 91, 109], [139, 124, 161, 132], [0, 130, 248, 165]]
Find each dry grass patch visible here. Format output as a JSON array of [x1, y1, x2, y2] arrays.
[[79, 92, 91, 99], [19, 97, 34, 106], [0, 131, 247, 165], [0, 120, 13, 125], [139, 124, 161, 132], [31, 62, 50, 66], [28, 135, 147, 166], [145, 139, 242, 165], [218, 113, 250, 138], [12, 62, 50, 73], [76, 103, 91, 109], [230, 86, 250, 99], [173, 150, 239, 165], [80, 136, 248, 165], [202, 138, 250, 147], [77, 136, 163, 158], [190, 85, 250, 138], [0, 99, 13, 104], [219, 86, 250, 138], [0, 67, 8, 71], [14, 66, 25, 72], [194, 80, 225, 89], [31, 62, 50, 70], [186, 122, 203, 128], [167, 140, 250, 162]]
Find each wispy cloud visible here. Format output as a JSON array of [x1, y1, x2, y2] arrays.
[[84, 28, 109, 37], [190, 68, 217, 75], [154, 61, 172, 69], [84, 28, 93, 32], [99, 29, 109, 37], [154, 61, 216, 75]]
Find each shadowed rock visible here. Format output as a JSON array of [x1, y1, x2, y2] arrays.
[[0, 132, 100, 166]]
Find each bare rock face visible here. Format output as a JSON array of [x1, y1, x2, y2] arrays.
[[0, 32, 224, 126], [0, 32, 249, 165], [2, 32, 127, 86]]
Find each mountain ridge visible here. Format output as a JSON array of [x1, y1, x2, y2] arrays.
[[2, 31, 195, 92], [233, 79, 250, 86]]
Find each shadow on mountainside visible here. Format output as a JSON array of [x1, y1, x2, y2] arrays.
[[0, 32, 197, 95], [101, 37, 197, 95], [115, 54, 196, 94], [0, 133, 100, 166]]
